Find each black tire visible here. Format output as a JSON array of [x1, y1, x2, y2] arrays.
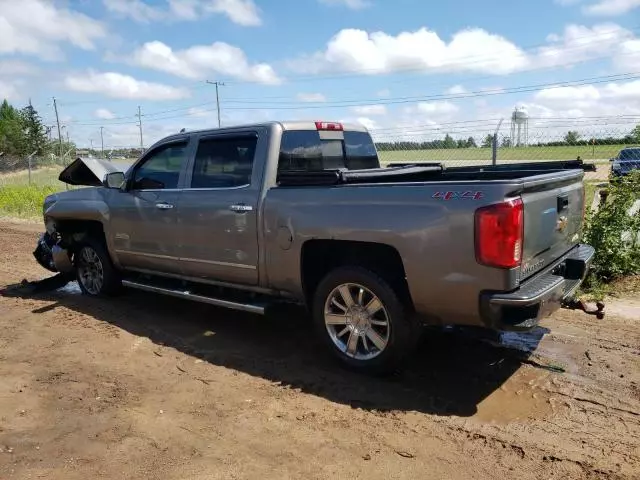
[[312, 266, 419, 374], [74, 236, 121, 297]]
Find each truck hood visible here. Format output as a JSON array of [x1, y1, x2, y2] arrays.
[[58, 157, 123, 186]]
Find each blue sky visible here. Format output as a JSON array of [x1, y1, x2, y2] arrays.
[[1, 0, 639, 149]]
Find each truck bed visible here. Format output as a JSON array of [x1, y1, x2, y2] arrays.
[[276, 159, 595, 186]]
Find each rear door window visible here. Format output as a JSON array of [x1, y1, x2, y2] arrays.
[[190, 136, 257, 188], [278, 130, 379, 173]]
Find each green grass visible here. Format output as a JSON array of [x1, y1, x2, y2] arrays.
[[0, 184, 59, 219], [584, 182, 599, 211], [377, 144, 625, 165], [0, 167, 67, 187]]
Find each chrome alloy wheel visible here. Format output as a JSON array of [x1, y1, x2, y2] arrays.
[[76, 246, 104, 295], [323, 283, 390, 360]]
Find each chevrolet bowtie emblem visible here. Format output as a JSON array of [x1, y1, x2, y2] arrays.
[[557, 215, 568, 232]]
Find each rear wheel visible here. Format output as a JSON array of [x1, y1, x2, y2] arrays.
[[312, 266, 418, 374], [74, 237, 121, 296]]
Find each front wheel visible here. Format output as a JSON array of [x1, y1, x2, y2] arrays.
[[74, 238, 121, 296], [312, 266, 419, 374]]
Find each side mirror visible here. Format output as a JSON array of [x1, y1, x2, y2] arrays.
[[103, 172, 125, 189], [609, 158, 614, 162]]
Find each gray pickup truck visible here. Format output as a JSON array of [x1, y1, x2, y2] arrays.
[[35, 121, 594, 372]]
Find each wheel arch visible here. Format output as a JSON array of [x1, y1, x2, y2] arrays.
[[300, 239, 414, 311]]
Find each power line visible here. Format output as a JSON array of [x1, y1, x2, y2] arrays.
[[216, 72, 640, 110], [49, 72, 640, 128]]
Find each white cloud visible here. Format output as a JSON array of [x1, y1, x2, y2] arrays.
[[289, 22, 639, 78], [65, 71, 190, 100], [350, 104, 387, 115], [356, 117, 379, 130], [318, 0, 371, 9], [103, 0, 261, 26], [94, 108, 116, 120], [187, 107, 215, 117], [414, 101, 459, 115], [0, 60, 39, 77], [296, 93, 326, 102], [102, 0, 164, 22], [534, 85, 601, 108], [535, 81, 640, 104], [614, 38, 640, 70], [531, 80, 640, 123], [535, 23, 633, 68], [0, 0, 106, 59], [336, 116, 380, 131], [602, 80, 640, 99], [0, 80, 19, 100], [204, 0, 261, 26], [583, 0, 640, 15], [446, 85, 467, 95], [167, 0, 200, 19], [289, 27, 528, 76], [129, 41, 280, 84]]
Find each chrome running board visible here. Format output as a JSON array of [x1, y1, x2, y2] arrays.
[[121, 279, 266, 315]]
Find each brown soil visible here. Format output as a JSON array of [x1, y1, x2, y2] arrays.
[[0, 221, 638, 480]]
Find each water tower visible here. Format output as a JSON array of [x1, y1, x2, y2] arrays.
[[510, 107, 529, 147]]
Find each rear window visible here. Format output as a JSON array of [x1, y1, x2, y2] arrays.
[[278, 130, 379, 173]]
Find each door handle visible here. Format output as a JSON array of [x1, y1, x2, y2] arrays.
[[229, 204, 253, 213], [156, 202, 174, 210]]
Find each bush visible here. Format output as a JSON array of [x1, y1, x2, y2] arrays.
[[582, 171, 640, 285], [0, 184, 58, 219]]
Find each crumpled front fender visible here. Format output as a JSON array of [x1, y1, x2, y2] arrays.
[[33, 232, 73, 274]]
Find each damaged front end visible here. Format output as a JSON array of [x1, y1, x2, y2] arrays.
[[33, 156, 124, 274], [33, 230, 73, 274]]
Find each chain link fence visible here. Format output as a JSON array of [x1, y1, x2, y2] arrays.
[[0, 154, 70, 188], [371, 125, 636, 168]]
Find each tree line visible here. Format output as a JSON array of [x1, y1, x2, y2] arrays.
[[375, 125, 640, 151], [0, 98, 76, 171]]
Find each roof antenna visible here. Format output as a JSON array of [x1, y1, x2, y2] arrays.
[[180, 128, 186, 133]]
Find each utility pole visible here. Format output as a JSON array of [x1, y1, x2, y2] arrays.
[[136, 106, 144, 152], [52, 97, 63, 161], [206, 80, 225, 128], [492, 118, 504, 166], [100, 126, 105, 159]]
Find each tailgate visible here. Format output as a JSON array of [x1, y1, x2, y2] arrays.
[[520, 170, 585, 279]]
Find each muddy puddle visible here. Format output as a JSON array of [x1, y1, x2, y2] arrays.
[[473, 368, 556, 424]]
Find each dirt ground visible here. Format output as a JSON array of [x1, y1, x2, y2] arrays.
[[0, 221, 638, 480]]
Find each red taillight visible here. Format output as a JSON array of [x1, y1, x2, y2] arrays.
[[475, 198, 524, 269], [315, 121, 343, 131]]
